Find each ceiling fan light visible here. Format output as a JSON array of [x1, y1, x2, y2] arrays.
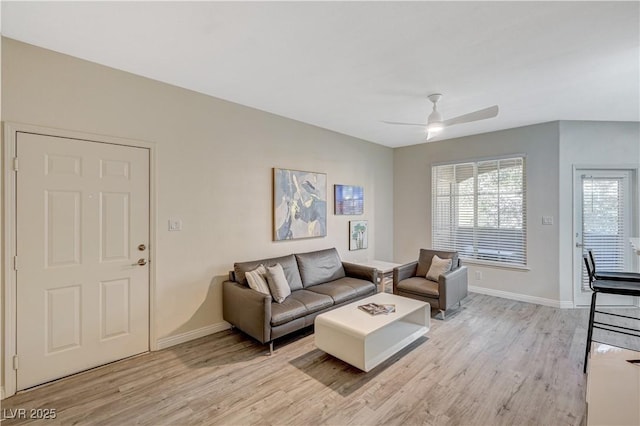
[[427, 109, 443, 133], [427, 122, 444, 133]]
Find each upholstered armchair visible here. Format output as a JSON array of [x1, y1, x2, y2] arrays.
[[393, 249, 468, 319]]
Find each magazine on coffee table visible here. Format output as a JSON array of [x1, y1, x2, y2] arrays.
[[358, 303, 396, 315]]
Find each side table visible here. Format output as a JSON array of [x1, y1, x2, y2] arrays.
[[350, 260, 402, 293]]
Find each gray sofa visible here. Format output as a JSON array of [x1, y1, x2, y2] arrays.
[[223, 248, 377, 353]]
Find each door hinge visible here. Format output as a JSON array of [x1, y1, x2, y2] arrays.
[[13, 255, 18, 271], [13, 355, 19, 370], [13, 157, 19, 171]]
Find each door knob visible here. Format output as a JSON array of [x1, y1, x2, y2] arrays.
[[138, 244, 146, 251], [133, 258, 147, 266], [575, 242, 584, 248]]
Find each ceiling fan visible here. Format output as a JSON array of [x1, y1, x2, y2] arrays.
[[383, 94, 499, 141]]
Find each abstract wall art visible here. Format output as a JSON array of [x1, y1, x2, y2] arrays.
[[334, 184, 364, 215], [273, 168, 327, 241], [349, 220, 368, 250]]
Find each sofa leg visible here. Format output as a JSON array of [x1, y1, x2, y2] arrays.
[[439, 310, 445, 320], [268, 341, 274, 356]]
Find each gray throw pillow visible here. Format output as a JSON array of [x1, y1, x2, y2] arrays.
[[265, 263, 291, 303]]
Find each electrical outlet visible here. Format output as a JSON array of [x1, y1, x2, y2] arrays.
[[475, 271, 482, 280], [542, 216, 553, 225], [168, 219, 182, 231]]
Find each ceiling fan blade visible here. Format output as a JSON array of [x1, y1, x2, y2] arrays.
[[381, 120, 426, 127], [443, 105, 499, 127]]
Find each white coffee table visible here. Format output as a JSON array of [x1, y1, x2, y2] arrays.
[[314, 293, 430, 372]]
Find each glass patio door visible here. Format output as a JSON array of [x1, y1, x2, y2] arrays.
[[574, 169, 634, 306]]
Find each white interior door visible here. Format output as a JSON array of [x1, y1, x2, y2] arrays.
[[574, 169, 634, 306], [16, 132, 150, 390]]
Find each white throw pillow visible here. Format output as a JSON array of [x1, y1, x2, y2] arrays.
[[245, 264, 271, 295], [265, 263, 291, 303], [426, 255, 452, 282]]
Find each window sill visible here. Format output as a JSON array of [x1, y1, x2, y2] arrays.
[[460, 258, 531, 271]]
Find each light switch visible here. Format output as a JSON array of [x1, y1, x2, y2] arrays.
[[168, 219, 182, 231], [542, 216, 553, 225]]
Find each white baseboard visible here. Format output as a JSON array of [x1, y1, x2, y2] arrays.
[[156, 322, 232, 350], [469, 286, 573, 309]]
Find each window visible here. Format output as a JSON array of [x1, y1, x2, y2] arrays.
[[432, 157, 526, 267]]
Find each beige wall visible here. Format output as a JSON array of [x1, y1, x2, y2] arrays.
[[1, 37, 393, 353], [394, 122, 562, 304]]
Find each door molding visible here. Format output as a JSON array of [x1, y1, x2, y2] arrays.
[[571, 164, 639, 307], [2, 122, 158, 398]]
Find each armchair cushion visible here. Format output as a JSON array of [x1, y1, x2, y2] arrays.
[[396, 277, 439, 297], [416, 249, 459, 277]]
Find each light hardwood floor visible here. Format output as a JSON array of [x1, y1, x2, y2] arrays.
[[2, 293, 594, 425]]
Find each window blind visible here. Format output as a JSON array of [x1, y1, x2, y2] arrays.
[[581, 176, 627, 290], [432, 157, 527, 267]]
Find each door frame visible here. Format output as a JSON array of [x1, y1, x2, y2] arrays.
[[2, 122, 158, 398], [572, 164, 639, 307]]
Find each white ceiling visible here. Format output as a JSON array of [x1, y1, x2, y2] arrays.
[[2, 1, 639, 148]]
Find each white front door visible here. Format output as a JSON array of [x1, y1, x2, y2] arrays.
[[573, 169, 634, 306], [16, 132, 150, 390]]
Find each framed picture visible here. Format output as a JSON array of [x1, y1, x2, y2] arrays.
[[273, 168, 327, 241], [334, 184, 364, 215], [349, 220, 368, 250]]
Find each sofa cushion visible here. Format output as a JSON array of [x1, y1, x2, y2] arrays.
[[307, 277, 375, 304], [306, 282, 355, 304], [270, 290, 333, 327], [397, 277, 439, 297], [340, 277, 377, 297], [295, 248, 346, 288], [416, 249, 459, 278], [234, 254, 303, 291]]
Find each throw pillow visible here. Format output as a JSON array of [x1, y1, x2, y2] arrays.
[[426, 255, 453, 282], [245, 264, 271, 295], [265, 263, 291, 303]]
